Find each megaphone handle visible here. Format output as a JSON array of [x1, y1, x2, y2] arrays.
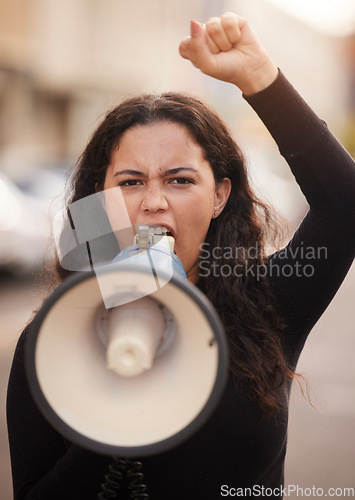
[[98, 457, 149, 500]]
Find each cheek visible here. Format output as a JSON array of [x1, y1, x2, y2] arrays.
[[109, 187, 142, 220], [180, 190, 214, 233], [191, 196, 214, 228], [103, 187, 132, 223], [103, 187, 135, 248], [179, 212, 212, 259]]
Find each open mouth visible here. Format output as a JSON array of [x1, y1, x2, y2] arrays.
[[135, 223, 175, 240], [156, 225, 175, 239], [164, 228, 176, 240]]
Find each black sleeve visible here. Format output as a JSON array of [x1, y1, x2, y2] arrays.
[[6, 324, 111, 500], [244, 71, 355, 343]]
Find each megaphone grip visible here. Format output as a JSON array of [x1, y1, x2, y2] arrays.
[[106, 298, 165, 377]]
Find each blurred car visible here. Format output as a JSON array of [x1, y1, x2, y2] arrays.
[[0, 167, 67, 276]]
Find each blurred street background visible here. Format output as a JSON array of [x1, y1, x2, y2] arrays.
[[1, 0, 355, 498]]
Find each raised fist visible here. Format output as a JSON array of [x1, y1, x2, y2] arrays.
[[179, 12, 278, 95]]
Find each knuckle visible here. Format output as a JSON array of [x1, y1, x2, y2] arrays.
[[220, 12, 237, 20], [221, 18, 237, 31], [207, 16, 220, 24], [206, 20, 221, 35], [221, 12, 247, 25]]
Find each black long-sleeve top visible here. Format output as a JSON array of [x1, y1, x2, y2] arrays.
[[6, 71, 355, 499]]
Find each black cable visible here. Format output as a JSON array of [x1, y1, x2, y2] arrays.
[[97, 457, 127, 499], [97, 457, 149, 500], [127, 460, 149, 499]]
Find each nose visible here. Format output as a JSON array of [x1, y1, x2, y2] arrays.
[[141, 185, 168, 213]]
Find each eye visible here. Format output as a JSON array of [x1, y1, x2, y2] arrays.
[[169, 177, 194, 185], [118, 179, 143, 186]]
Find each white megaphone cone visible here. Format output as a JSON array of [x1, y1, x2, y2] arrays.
[[25, 225, 229, 457]]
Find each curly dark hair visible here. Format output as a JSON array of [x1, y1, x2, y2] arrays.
[[47, 92, 299, 415]]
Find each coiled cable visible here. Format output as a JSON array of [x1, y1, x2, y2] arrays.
[[98, 457, 149, 499], [127, 460, 149, 499]]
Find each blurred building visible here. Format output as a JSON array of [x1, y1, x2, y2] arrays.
[[0, 0, 352, 170], [0, 0, 210, 174], [0, 0, 353, 236]]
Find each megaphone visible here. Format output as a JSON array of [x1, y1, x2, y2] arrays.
[[25, 225, 228, 458]]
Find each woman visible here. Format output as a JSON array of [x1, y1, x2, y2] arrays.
[[7, 12, 355, 499]]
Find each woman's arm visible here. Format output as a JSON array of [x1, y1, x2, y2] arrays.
[[179, 12, 355, 342], [244, 72, 355, 342], [7, 325, 111, 499]]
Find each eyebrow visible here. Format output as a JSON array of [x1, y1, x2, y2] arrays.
[[113, 167, 199, 177]]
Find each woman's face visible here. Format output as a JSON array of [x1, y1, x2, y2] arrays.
[[103, 121, 230, 282]]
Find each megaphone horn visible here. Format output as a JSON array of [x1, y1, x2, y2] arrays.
[[25, 225, 229, 457]]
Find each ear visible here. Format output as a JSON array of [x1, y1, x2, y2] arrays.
[[213, 178, 231, 218]]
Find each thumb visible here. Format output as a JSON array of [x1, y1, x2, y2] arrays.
[[179, 21, 212, 71], [189, 20, 211, 68], [178, 36, 192, 61], [190, 19, 204, 37]]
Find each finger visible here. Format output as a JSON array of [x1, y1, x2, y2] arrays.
[[206, 17, 232, 52], [220, 12, 242, 45], [205, 29, 220, 55]]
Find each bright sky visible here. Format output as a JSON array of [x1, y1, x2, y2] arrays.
[[268, 0, 355, 36]]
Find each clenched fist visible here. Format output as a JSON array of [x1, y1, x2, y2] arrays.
[[179, 12, 278, 95]]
